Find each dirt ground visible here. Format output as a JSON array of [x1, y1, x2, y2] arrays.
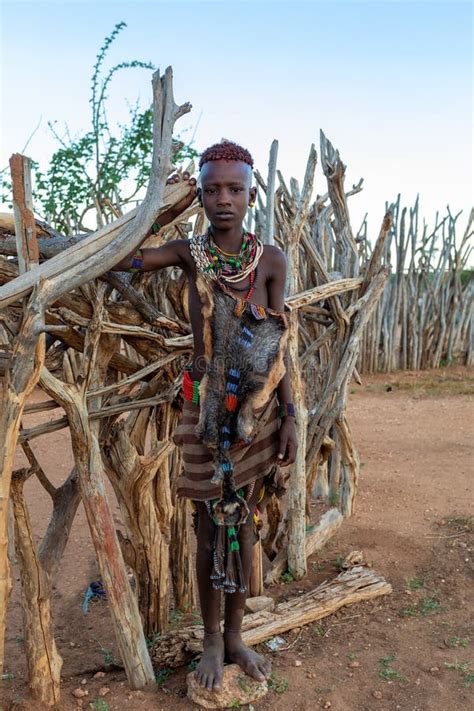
[[2, 366, 473, 711]]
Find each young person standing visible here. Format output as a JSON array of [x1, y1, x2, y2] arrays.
[[114, 141, 297, 691]]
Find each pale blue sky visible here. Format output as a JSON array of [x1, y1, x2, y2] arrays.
[[1, 0, 472, 236]]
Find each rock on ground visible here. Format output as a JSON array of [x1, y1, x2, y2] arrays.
[[187, 663, 268, 709], [244, 595, 275, 613]]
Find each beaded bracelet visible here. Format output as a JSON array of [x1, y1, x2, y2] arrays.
[[278, 402, 296, 419], [130, 249, 144, 273]]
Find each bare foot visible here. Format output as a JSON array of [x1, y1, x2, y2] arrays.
[[224, 630, 271, 682], [195, 631, 225, 691]]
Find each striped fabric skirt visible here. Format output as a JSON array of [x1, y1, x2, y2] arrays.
[[173, 392, 287, 502]]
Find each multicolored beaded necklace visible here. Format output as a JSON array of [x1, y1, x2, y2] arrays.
[[189, 228, 265, 314]]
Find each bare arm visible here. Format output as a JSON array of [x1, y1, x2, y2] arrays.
[[112, 238, 190, 272], [266, 245, 297, 466]]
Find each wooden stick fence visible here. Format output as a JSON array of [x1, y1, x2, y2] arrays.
[[356, 198, 473, 372]]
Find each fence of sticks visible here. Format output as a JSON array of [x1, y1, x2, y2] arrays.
[[0, 66, 468, 705], [355, 200, 473, 373]]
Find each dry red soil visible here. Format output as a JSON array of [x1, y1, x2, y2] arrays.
[[2, 366, 473, 711]]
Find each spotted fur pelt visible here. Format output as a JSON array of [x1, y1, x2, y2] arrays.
[[195, 274, 289, 522]]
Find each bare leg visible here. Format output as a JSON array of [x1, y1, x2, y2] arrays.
[[194, 501, 225, 690], [224, 479, 272, 681]]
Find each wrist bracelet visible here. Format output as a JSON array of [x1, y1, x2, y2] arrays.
[[130, 248, 144, 273], [278, 402, 296, 419]]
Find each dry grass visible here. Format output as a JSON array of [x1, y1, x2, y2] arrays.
[[362, 369, 474, 397]]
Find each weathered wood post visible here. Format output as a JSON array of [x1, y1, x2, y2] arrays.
[[287, 145, 317, 579], [0, 155, 53, 678], [2, 154, 63, 704]]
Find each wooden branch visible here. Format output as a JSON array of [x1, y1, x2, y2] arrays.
[[286, 145, 317, 580], [18, 417, 69, 443], [286, 277, 363, 310], [10, 154, 39, 274], [106, 424, 174, 635], [266, 508, 343, 585], [0, 211, 58, 239], [86, 351, 180, 398], [0, 279, 51, 675], [320, 130, 359, 277], [10, 476, 62, 705], [249, 540, 264, 597], [152, 566, 392, 668], [39, 365, 155, 688], [23, 399, 61, 414], [100, 321, 193, 350], [0, 68, 191, 310], [21, 439, 56, 498], [38, 468, 81, 581], [264, 139, 278, 245]]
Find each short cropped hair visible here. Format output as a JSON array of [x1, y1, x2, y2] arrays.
[[199, 140, 254, 170]]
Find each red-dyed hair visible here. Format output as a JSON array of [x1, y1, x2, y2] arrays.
[[199, 140, 254, 170]]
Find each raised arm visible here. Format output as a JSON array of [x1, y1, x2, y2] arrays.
[[112, 173, 197, 272]]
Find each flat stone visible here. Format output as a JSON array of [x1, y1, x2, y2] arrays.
[[342, 550, 365, 569], [187, 663, 268, 709], [244, 595, 275, 614], [72, 688, 87, 699]]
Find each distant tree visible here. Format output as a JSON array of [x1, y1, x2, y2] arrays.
[[1, 22, 198, 234]]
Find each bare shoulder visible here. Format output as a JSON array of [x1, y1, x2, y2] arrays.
[[168, 238, 194, 268], [262, 244, 287, 279]]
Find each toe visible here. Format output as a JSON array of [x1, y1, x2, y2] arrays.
[[214, 668, 223, 690], [206, 675, 214, 690], [250, 663, 265, 681]]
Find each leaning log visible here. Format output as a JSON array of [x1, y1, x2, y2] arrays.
[[152, 566, 392, 668]]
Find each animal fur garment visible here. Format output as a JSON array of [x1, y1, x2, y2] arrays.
[[193, 274, 290, 525], [173, 274, 290, 592]]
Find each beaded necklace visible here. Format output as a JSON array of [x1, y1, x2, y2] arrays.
[[189, 229, 263, 302]]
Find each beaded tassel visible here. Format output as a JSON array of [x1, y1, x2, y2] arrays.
[[207, 502, 247, 593]]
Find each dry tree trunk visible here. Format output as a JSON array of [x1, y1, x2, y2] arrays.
[[10, 469, 62, 706]]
